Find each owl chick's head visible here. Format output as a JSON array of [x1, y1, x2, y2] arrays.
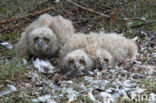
[[28, 27, 58, 57], [62, 49, 94, 73], [95, 48, 113, 70]]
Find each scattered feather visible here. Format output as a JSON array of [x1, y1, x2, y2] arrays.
[[32, 95, 57, 103], [22, 59, 27, 65], [0, 41, 13, 49], [33, 58, 55, 73], [0, 85, 17, 97], [141, 17, 146, 21], [55, 0, 60, 3]]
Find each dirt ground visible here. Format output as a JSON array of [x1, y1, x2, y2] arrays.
[[0, 0, 156, 102]]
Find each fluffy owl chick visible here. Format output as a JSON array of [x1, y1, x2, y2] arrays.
[[50, 15, 75, 46], [15, 14, 57, 58], [95, 48, 113, 70], [99, 33, 137, 62], [62, 49, 94, 74], [28, 27, 59, 58]]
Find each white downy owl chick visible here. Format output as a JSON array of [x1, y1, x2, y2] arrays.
[[86, 32, 137, 70], [15, 14, 59, 58], [60, 32, 113, 72], [61, 49, 94, 75]]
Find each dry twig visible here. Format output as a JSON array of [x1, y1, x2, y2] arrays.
[[0, 6, 55, 25], [130, 20, 156, 28], [66, 0, 110, 18]]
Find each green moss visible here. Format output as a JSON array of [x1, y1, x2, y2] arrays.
[[141, 78, 156, 93], [130, 21, 143, 28], [76, 95, 93, 103], [2, 49, 16, 56], [0, 56, 26, 83], [2, 34, 14, 41], [1, 32, 19, 41], [144, 23, 156, 31], [0, 7, 7, 13]]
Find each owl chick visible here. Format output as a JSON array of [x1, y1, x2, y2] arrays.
[[61, 49, 94, 75], [15, 14, 58, 58], [99, 32, 138, 62], [86, 32, 137, 70], [16, 14, 74, 58], [60, 32, 111, 72]]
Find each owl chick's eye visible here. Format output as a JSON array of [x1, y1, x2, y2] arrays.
[[43, 37, 49, 43], [104, 58, 109, 63], [34, 37, 39, 43], [79, 59, 85, 65], [69, 60, 74, 64]]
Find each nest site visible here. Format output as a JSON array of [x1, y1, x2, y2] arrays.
[[0, 0, 156, 102]]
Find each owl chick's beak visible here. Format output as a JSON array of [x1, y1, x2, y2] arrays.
[[38, 39, 44, 46], [96, 57, 104, 70], [100, 58, 109, 70], [74, 62, 79, 70], [100, 59, 103, 66], [97, 57, 103, 65]]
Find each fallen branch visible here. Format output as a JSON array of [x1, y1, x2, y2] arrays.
[[66, 0, 110, 18], [0, 6, 55, 25], [130, 20, 156, 28]]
